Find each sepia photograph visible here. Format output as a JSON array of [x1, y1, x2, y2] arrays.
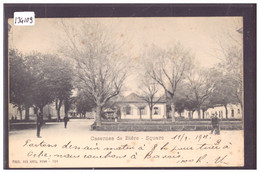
[[4, 4, 256, 169]]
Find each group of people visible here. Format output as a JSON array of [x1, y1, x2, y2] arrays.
[[36, 110, 69, 138]]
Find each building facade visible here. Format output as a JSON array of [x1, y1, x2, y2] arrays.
[[9, 102, 65, 121], [182, 103, 242, 119], [118, 93, 167, 119]]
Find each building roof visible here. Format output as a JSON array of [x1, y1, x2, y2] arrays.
[[119, 93, 166, 104]]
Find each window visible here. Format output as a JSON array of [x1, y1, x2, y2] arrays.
[[238, 109, 240, 114], [231, 110, 234, 117], [154, 107, 158, 115], [126, 106, 131, 115]]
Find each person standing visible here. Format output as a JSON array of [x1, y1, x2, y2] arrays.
[[211, 113, 220, 135], [211, 114, 216, 134], [64, 116, 69, 128], [36, 111, 43, 138], [215, 114, 220, 135]]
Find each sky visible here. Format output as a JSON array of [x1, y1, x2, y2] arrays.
[[8, 17, 243, 95]]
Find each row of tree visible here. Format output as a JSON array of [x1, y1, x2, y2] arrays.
[[9, 20, 128, 125], [137, 22, 243, 120], [9, 50, 74, 121], [9, 19, 243, 126], [137, 43, 242, 121]]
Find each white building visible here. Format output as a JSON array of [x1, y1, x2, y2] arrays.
[[9, 102, 65, 120], [182, 103, 242, 119], [9, 104, 34, 120], [118, 93, 167, 119]]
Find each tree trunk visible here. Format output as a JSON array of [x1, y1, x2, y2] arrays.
[[40, 106, 43, 114], [64, 99, 70, 117], [166, 110, 170, 119], [202, 109, 205, 119], [191, 110, 195, 119], [95, 104, 102, 127], [149, 107, 153, 120], [57, 109, 61, 121], [25, 105, 30, 121], [224, 105, 228, 119], [18, 106, 23, 120], [171, 104, 175, 122], [197, 107, 201, 119], [188, 111, 191, 119], [65, 109, 68, 117], [56, 99, 62, 121]]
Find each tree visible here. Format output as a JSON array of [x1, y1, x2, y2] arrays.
[[184, 100, 198, 119], [24, 53, 56, 112], [60, 20, 128, 127], [10, 48, 74, 121], [174, 86, 188, 117], [44, 57, 74, 121], [24, 52, 75, 119], [217, 21, 243, 109], [174, 98, 186, 117], [134, 103, 147, 120], [206, 69, 235, 119], [64, 97, 74, 117], [9, 49, 24, 120], [212, 22, 243, 124], [9, 49, 34, 120], [185, 69, 215, 119], [145, 43, 193, 122], [137, 77, 162, 120], [75, 91, 96, 117], [218, 46, 243, 108], [174, 82, 198, 119]]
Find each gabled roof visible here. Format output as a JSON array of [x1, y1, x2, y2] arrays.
[[124, 93, 143, 103], [119, 92, 167, 104]]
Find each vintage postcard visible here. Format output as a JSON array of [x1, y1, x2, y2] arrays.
[[6, 9, 248, 168]]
